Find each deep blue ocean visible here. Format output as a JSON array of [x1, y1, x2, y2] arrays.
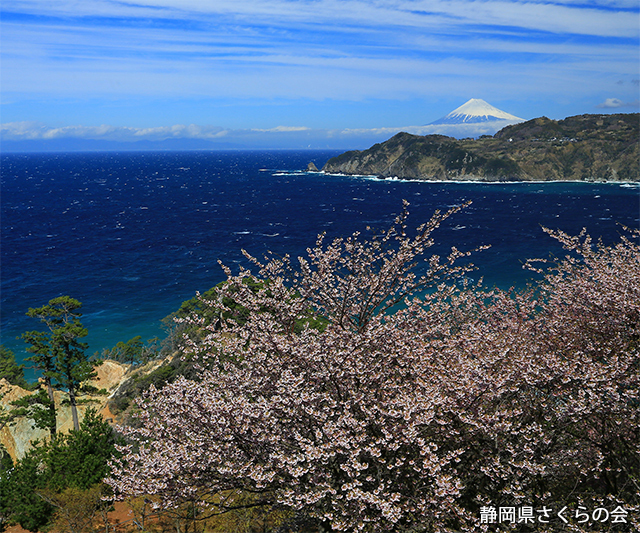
[[2, 150, 639, 376]]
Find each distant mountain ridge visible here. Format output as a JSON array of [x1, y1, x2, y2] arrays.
[[430, 98, 524, 125], [322, 113, 639, 182], [0, 137, 242, 153]]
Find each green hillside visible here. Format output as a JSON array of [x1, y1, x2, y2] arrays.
[[322, 113, 639, 182]]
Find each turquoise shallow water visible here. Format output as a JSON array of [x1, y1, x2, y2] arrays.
[[2, 150, 639, 377]]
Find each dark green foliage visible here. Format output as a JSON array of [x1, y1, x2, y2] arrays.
[[107, 286, 239, 414], [323, 113, 639, 182], [0, 443, 13, 530], [110, 281, 327, 416], [44, 409, 120, 492], [327, 149, 362, 165], [20, 328, 53, 382], [484, 157, 520, 178], [104, 335, 144, 364], [0, 447, 54, 531], [29, 297, 97, 396], [100, 335, 160, 365], [109, 355, 203, 414], [443, 147, 487, 172], [0, 346, 30, 389], [0, 447, 11, 473], [496, 112, 639, 142], [162, 279, 265, 353], [167, 279, 328, 341], [22, 296, 101, 433], [172, 279, 264, 323], [0, 408, 121, 531], [172, 282, 229, 322]]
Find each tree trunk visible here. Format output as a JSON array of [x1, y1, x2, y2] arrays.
[[45, 377, 57, 437], [69, 387, 80, 431]]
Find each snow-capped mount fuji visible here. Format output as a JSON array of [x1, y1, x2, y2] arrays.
[[430, 99, 524, 125]]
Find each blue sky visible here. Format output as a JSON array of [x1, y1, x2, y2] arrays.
[[1, 0, 638, 149]]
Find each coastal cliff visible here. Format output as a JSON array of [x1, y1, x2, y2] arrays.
[[0, 361, 128, 460], [0, 358, 170, 461], [322, 113, 639, 182]]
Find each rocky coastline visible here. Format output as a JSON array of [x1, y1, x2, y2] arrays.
[[321, 113, 639, 182]]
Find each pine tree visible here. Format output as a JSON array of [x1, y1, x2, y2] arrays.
[[21, 324, 58, 437], [0, 408, 121, 531], [0, 345, 29, 389], [22, 296, 100, 432]]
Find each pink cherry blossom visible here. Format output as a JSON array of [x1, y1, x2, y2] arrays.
[[107, 207, 639, 533]]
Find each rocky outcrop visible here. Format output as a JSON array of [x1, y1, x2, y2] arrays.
[[306, 161, 319, 171], [0, 360, 130, 461], [322, 113, 639, 182]]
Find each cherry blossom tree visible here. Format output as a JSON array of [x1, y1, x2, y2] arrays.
[[107, 207, 639, 533]]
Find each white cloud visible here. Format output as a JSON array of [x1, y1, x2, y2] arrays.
[[596, 98, 640, 109], [1, 0, 638, 128], [0, 121, 43, 139], [597, 98, 625, 108], [131, 124, 229, 139], [338, 120, 524, 139], [1, 121, 316, 142], [1, 119, 525, 148], [0, 122, 225, 141], [3, 0, 637, 37], [251, 126, 310, 133]]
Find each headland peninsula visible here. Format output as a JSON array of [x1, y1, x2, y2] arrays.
[[322, 113, 639, 182]]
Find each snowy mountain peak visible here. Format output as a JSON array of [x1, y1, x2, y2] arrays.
[[431, 99, 524, 125]]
